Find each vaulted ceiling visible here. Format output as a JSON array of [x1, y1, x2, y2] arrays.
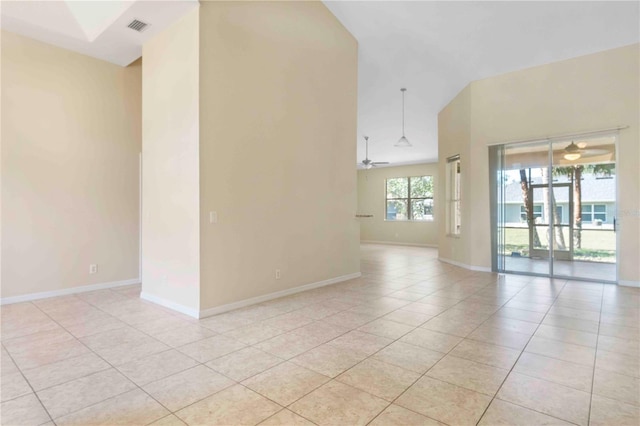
[[2, 1, 638, 167], [323, 1, 639, 167]]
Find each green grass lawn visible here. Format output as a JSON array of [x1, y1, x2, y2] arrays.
[[503, 227, 615, 263]]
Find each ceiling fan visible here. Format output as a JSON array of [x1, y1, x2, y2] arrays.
[[562, 141, 610, 161], [360, 136, 389, 169]]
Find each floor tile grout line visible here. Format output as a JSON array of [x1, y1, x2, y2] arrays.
[[247, 268, 489, 423], [364, 273, 521, 426], [586, 283, 605, 425], [0, 337, 57, 425], [4, 262, 634, 425], [25, 295, 181, 424], [474, 278, 603, 426]]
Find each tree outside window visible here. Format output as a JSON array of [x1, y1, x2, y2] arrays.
[[386, 176, 434, 221]]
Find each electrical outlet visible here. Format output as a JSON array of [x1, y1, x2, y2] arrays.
[[89, 264, 98, 274], [275, 269, 281, 279], [209, 211, 218, 224]]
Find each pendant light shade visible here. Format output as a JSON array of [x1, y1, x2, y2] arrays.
[[395, 88, 412, 147]]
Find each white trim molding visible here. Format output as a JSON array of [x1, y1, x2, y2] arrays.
[[438, 257, 492, 273], [140, 292, 200, 318], [198, 272, 362, 319], [0, 278, 140, 305], [361, 240, 438, 248], [619, 280, 640, 288]]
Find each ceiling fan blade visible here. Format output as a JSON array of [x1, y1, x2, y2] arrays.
[[582, 148, 609, 155], [372, 162, 390, 165]]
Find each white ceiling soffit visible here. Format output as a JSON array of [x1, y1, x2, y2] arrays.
[[0, 0, 199, 66], [323, 1, 640, 167]]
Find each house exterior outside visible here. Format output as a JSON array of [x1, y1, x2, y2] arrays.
[[504, 174, 615, 228]]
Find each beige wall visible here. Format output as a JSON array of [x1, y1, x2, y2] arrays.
[[438, 85, 471, 266], [198, 1, 359, 310], [438, 44, 640, 282], [1, 31, 141, 298], [141, 9, 201, 311], [358, 163, 438, 246]]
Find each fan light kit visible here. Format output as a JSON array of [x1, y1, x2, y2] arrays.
[[395, 88, 412, 147], [564, 141, 582, 161]]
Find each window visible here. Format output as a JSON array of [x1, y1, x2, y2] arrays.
[[446, 155, 461, 235], [520, 204, 542, 221], [582, 204, 606, 223], [385, 176, 434, 221]]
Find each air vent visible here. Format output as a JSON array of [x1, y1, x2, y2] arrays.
[[127, 19, 149, 32]]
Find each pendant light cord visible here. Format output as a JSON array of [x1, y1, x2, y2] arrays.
[[401, 88, 406, 137]]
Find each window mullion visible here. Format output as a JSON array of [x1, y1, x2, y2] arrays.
[[408, 177, 412, 221]]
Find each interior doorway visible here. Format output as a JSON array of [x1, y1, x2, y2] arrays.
[[491, 133, 617, 283]]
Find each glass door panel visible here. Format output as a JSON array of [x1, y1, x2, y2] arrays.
[[499, 140, 552, 276], [551, 137, 617, 282]]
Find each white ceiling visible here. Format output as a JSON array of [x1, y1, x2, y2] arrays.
[[323, 1, 640, 168], [0, 0, 199, 66], [2, 1, 638, 165]]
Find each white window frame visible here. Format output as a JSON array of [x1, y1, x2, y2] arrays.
[[385, 176, 434, 222], [446, 155, 461, 236], [582, 203, 606, 223]]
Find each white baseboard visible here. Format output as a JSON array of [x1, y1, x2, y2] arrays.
[[198, 272, 362, 319], [140, 292, 200, 318], [619, 280, 640, 288], [361, 240, 438, 248], [438, 257, 492, 273], [0, 278, 140, 305]]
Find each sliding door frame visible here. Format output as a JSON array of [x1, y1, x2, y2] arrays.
[[489, 130, 619, 284]]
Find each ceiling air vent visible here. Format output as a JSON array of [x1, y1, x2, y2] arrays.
[[127, 19, 149, 33]]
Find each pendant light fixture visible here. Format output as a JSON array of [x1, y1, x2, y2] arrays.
[[395, 88, 412, 147]]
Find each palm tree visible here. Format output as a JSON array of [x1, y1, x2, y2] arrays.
[[553, 163, 614, 249], [519, 169, 541, 248]]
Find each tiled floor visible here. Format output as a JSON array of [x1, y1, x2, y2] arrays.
[[1, 244, 638, 425]]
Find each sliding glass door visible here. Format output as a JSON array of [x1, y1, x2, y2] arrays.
[[491, 134, 617, 283]]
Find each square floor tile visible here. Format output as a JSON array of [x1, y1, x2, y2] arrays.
[[143, 365, 234, 411], [589, 394, 640, 426], [206, 347, 283, 381], [396, 376, 492, 426], [400, 328, 462, 353], [116, 349, 199, 386], [449, 339, 520, 369], [525, 336, 595, 366], [258, 409, 315, 425], [255, 332, 326, 360], [37, 368, 136, 419], [534, 324, 597, 348], [243, 362, 329, 406], [426, 355, 509, 395], [290, 381, 388, 426], [596, 349, 640, 378], [328, 331, 393, 356], [372, 341, 443, 374], [513, 352, 593, 392], [55, 389, 169, 426], [357, 318, 414, 340], [478, 399, 573, 425], [175, 384, 280, 426], [336, 358, 420, 401], [152, 325, 217, 348], [593, 368, 640, 406], [291, 343, 368, 378], [496, 372, 591, 425], [177, 335, 246, 363], [369, 404, 443, 426], [0, 392, 51, 426]]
